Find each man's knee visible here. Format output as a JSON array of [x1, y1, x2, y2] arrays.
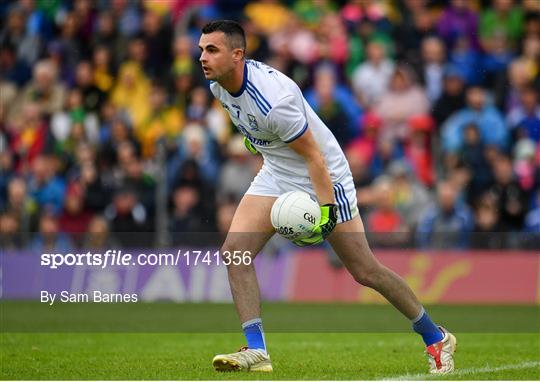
[[220, 236, 255, 270], [351, 263, 384, 288]]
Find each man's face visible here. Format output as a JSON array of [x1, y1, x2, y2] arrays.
[[199, 32, 240, 81]]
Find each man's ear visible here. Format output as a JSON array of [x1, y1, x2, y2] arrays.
[[232, 48, 245, 63]]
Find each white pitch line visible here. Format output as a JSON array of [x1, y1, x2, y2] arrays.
[[384, 360, 540, 380]]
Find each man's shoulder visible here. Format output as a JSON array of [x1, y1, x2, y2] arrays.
[[246, 59, 299, 107]]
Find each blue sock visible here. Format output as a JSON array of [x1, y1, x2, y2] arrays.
[[412, 307, 444, 346], [242, 318, 266, 352]]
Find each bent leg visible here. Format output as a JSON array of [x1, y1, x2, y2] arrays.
[[327, 215, 422, 319], [222, 195, 276, 323]]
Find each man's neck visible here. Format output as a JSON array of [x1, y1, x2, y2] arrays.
[[219, 61, 245, 95]]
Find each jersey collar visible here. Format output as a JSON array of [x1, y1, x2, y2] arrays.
[[228, 61, 248, 98]]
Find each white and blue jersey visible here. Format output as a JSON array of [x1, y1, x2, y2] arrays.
[[209, 59, 358, 223]]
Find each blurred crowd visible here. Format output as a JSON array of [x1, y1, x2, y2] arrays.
[[0, 0, 539, 252]]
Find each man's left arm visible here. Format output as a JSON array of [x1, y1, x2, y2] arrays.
[[268, 94, 338, 244], [287, 128, 334, 206], [287, 129, 338, 245]]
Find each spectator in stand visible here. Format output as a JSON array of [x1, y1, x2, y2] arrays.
[[370, 137, 403, 179], [311, 66, 351, 146], [170, 158, 216, 238], [28, 213, 72, 253], [441, 85, 508, 154], [27, 155, 66, 215], [470, 192, 506, 249], [169, 182, 207, 238], [8, 102, 50, 173], [524, 191, 540, 233], [141, 9, 172, 80], [367, 179, 410, 248], [80, 162, 112, 212], [305, 64, 362, 142], [217, 135, 261, 204], [269, 14, 318, 67], [375, 65, 430, 143], [347, 112, 382, 168], [0, 42, 32, 87], [489, 155, 528, 231], [168, 123, 220, 187], [459, 123, 494, 205], [431, 65, 466, 128], [507, 86, 540, 142], [122, 156, 156, 213], [110, 61, 151, 128], [91, 45, 115, 94], [91, 11, 128, 69], [74, 61, 107, 114], [9, 60, 65, 120], [99, 116, 141, 170], [83, 215, 119, 249], [2, 177, 37, 238], [316, 13, 349, 66], [50, 87, 99, 158], [437, 0, 480, 52], [404, 115, 434, 187], [48, 12, 83, 83], [519, 34, 540, 88], [448, 35, 481, 86], [351, 39, 394, 108], [393, 0, 436, 63], [480, 0, 523, 52], [512, 138, 537, 194], [416, 180, 474, 249], [58, 182, 94, 247], [0, 7, 41, 66], [417, 36, 447, 104], [496, 58, 536, 113], [387, 160, 431, 231], [243, 0, 290, 36], [104, 186, 151, 247], [0, 212, 22, 251], [136, 82, 183, 159], [481, 30, 515, 88]]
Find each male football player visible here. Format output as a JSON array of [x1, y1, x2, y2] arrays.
[[199, 20, 456, 374]]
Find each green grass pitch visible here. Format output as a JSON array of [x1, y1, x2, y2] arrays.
[[1, 303, 539, 380]]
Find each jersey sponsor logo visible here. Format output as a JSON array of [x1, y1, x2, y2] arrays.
[[232, 104, 241, 110], [237, 124, 270, 146], [247, 114, 259, 131], [220, 102, 230, 111]]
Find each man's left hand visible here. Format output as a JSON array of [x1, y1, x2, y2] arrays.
[[293, 204, 337, 246]]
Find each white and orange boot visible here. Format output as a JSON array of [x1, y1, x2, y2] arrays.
[[426, 327, 457, 374]]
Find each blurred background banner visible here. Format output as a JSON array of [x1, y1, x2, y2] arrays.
[[2, 248, 538, 304], [290, 249, 539, 303]]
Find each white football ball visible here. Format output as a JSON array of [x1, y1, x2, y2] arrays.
[[271, 191, 321, 241]]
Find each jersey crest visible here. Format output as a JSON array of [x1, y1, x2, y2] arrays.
[[247, 114, 259, 131]]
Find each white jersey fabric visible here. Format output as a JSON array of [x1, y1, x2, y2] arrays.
[[210, 59, 358, 223]]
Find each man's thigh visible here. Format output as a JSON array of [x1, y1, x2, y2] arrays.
[[327, 215, 379, 272], [224, 194, 277, 257]]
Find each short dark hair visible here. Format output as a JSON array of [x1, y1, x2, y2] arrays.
[[201, 20, 246, 51]]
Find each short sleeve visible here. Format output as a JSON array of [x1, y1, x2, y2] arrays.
[[268, 95, 308, 143]]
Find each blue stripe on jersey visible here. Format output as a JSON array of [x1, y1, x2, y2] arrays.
[[246, 87, 269, 116], [337, 183, 352, 220], [283, 121, 308, 143], [333, 185, 346, 222], [246, 81, 272, 110]]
